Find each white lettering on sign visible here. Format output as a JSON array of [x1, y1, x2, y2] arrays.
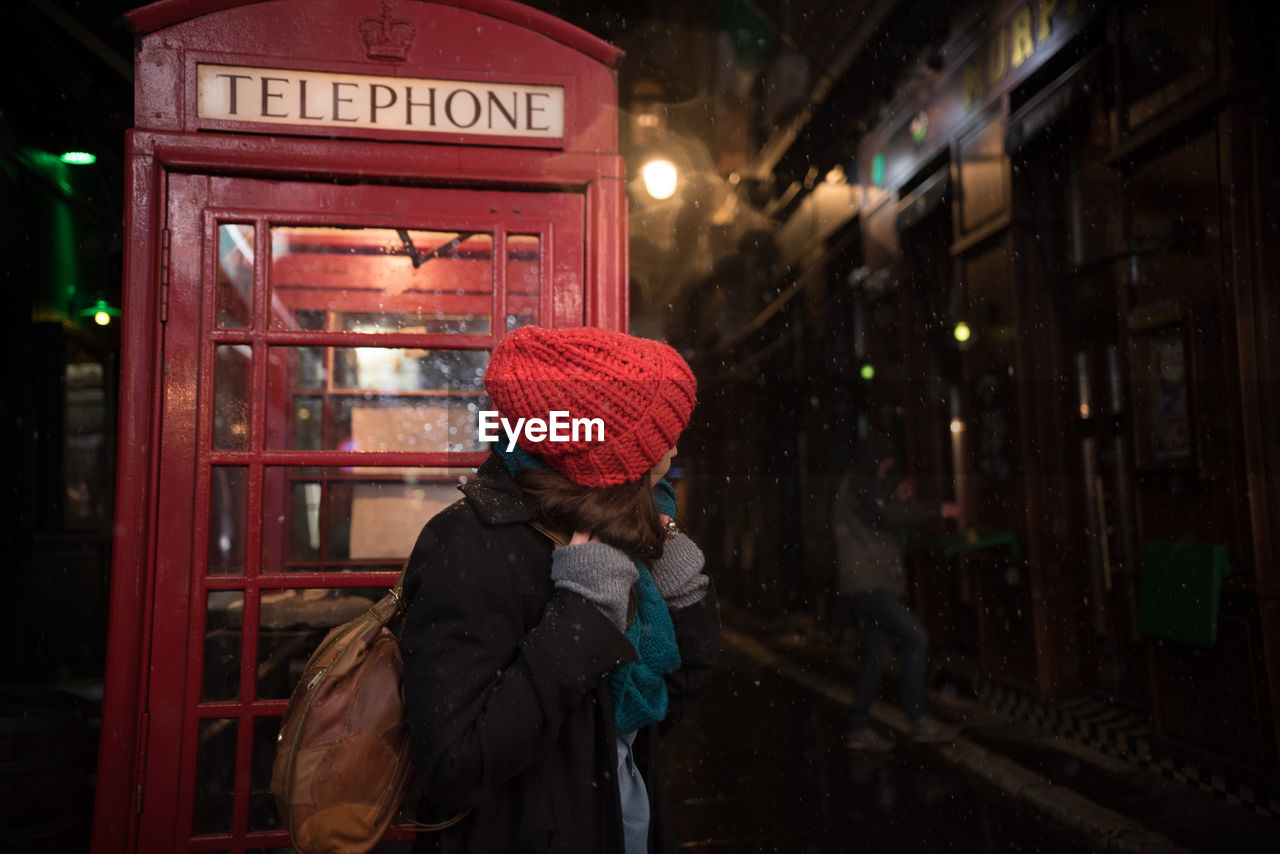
[[197, 64, 564, 139], [477, 411, 605, 452]]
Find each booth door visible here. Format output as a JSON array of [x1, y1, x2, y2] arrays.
[[138, 173, 584, 851]]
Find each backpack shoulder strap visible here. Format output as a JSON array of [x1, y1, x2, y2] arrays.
[[528, 520, 570, 547]]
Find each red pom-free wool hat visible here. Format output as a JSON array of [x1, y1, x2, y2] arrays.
[[483, 326, 697, 486]]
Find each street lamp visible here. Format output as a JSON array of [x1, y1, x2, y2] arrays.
[[80, 298, 120, 327], [641, 158, 678, 200]]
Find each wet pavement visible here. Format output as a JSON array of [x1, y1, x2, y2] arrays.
[[953, 727, 1280, 854], [657, 608, 1280, 853], [661, 635, 1106, 853]]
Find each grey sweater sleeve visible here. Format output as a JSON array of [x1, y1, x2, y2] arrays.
[[550, 542, 638, 630], [651, 533, 710, 609]]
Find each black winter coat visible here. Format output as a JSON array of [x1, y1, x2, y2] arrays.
[[401, 456, 721, 853]]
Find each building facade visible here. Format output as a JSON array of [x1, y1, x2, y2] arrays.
[[681, 0, 1280, 774]]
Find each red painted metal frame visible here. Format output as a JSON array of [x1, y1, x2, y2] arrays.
[[127, 0, 624, 69], [126, 0, 621, 152], [97, 2, 625, 850], [157, 172, 211, 851], [93, 151, 167, 854], [146, 175, 589, 852]]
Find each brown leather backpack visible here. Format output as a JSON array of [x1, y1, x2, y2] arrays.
[[270, 569, 465, 854]]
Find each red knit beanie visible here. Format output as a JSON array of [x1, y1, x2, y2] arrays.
[[483, 326, 697, 487]]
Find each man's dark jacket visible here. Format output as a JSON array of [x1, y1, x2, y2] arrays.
[[401, 456, 721, 853], [832, 438, 943, 597]]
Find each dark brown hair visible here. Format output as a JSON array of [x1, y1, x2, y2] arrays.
[[516, 467, 664, 559]]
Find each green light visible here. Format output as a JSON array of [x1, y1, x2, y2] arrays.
[[80, 298, 120, 326], [953, 322, 971, 343], [871, 153, 886, 187], [59, 151, 96, 165], [859, 363, 875, 380], [910, 111, 929, 144]]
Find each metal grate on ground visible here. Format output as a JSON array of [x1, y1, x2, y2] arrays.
[[975, 682, 1279, 820]]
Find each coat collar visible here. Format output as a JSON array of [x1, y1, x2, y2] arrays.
[[460, 454, 540, 526]]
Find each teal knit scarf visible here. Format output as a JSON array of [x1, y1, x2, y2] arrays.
[[493, 445, 682, 734]]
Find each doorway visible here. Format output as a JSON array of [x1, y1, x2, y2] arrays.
[[1015, 73, 1145, 704], [1071, 338, 1144, 699], [895, 166, 972, 657], [136, 174, 584, 851]]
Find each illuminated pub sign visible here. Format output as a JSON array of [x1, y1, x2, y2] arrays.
[[962, 0, 1087, 108], [861, 0, 1095, 191]]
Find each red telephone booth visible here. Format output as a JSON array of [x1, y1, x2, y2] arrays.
[[93, 2, 625, 850]]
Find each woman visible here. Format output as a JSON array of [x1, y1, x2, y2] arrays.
[[400, 325, 720, 853]]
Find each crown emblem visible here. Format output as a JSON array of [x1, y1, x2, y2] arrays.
[[359, 2, 415, 62]]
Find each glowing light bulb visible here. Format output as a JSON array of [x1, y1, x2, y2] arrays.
[[641, 159, 678, 200], [953, 322, 971, 343]]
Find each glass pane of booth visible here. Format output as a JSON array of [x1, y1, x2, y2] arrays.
[[214, 344, 251, 450], [256, 587, 388, 700], [506, 233, 541, 330], [203, 591, 243, 702], [269, 226, 494, 333], [266, 346, 489, 452], [249, 716, 282, 832], [216, 224, 254, 329], [193, 718, 237, 836], [260, 466, 465, 574], [208, 466, 247, 575]]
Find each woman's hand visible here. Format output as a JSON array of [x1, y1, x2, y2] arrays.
[[550, 537, 637, 630], [658, 514, 679, 544], [650, 530, 709, 608]]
